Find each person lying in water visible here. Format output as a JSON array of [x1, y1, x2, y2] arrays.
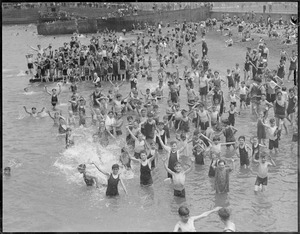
[[77, 164, 100, 188], [23, 106, 45, 117]]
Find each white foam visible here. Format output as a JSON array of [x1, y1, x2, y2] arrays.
[[54, 127, 132, 185], [17, 70, 28, 77]]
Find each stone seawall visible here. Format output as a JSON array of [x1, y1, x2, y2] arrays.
[[210, 11, 296, 23], [37, 21, 77, 35]]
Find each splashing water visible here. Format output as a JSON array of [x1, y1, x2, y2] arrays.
[[54, 127, 134, 186]]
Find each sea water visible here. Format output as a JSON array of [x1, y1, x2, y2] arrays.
[[3, 24, 298, 232]]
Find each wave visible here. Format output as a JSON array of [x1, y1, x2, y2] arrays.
[[17, 70, 28, 77]]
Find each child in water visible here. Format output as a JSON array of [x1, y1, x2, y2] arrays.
[[129, 150, 156, 186], [77, 164, 100, 188], [92, 163, 127, 196], [253, 152, 276, 193], [23, 106, 45, 117], [173, 206, 222, 232], [163, 159, 192, 198], [120, 147, 131, 170], [218, 207, 236, 232]]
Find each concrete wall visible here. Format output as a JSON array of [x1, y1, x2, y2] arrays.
[[37, 20, 77, 35], [210, 11, 296, 23], [2, 8, 40, 24], [96, 7, 210, 32], [77, 19, 98, 34]]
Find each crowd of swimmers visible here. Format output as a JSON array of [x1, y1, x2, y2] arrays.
[[19, 14, 298, 232]]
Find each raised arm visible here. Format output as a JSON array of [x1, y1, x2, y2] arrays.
[[46, 110, 54, 119], [126, 126, 138, 141], [156, 131, 171, 152], [119, 177, 128, 194], [37, 107, 45, 114], [23, 106, 31, 115], [192, 207, 222, 221], [163, 160, 176, 176], [44, 86, 52, 95], [57, 84, 62, 96], [92, 163, 110, 177]]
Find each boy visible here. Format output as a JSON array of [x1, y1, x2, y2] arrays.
[[163, 159, 192, 198], [253, 153, 276, 193], [262, 118, 281, 153], [173, 206, 222, 232], [77, 164, 100, 188], [23, 106, 45, 117]]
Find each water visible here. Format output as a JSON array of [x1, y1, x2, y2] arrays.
[[3, 24, 298, 232]]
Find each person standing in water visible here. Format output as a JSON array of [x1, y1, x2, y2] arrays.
[[77, 164, 100, 188], [218, 207, 236, 232], [162, 159, 192, 198], [45, 83, 62, 110], [92, 163, 127, 196], [173, 206, 222, 232], [253, 153, 276, 193], [129, 150, 156, 187], [214, 159, 234, 194]]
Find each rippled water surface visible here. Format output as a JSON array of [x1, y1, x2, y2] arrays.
[[3, 25, 298, 232]]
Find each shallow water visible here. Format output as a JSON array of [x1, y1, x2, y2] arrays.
[[3, 25, 298, 232]]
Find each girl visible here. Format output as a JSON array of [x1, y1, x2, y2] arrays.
[[129, 150, 156, 186], [92, 163, 127, 196], [45, 84, 62, 110]]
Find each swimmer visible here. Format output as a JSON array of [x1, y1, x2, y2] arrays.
[[173, 206, 222, 232], [162, 159, 192, 198], [218, 207, 236, 232], [4, 167, 11, 176], [47, 110, 62, 126], [65, 128, 83, 149], [45, 83, 62, 110], [23, 106, 45, 117], [92, 163, 127, 196], [77, 164, 100, 188], [253, 153, 276, 193]]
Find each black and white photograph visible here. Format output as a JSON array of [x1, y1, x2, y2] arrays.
[[2, 1, 298, 232]]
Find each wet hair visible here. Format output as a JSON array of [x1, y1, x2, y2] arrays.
[[4, 167, 11, 171], [32, 107, 36, 110], [77, 164, 86, 170], [218, 208, 230, 221], [178, 206, 190, 217], [112, 164, 119, 170], [174, 162, 181, 167], [281, 86, 287, 91], [213, 136, 221, 141], [269, 118, 275, 123], [140, 150, 147, 155], [238, 136, 245, 141], [218, 159, 226, 165], [170, 141, 177, 146], [127, 115, 133, 121], [147, 112, 154, 118]]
